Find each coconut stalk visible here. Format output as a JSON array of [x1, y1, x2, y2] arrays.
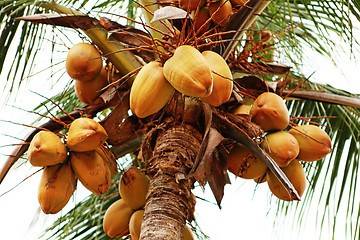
[[140, 124, 202, 240]]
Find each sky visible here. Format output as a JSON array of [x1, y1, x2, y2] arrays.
[[0, 5, 360, 240]]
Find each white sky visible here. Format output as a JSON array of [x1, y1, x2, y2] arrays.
[[0, 5, 359, 240]]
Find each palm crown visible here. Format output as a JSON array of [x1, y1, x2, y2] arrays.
[[0, 0, 360, 239]]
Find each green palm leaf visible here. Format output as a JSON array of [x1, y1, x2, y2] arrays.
[[258, 0, 359, 67]]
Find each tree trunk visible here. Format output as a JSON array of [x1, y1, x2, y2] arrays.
[[140, 124, 202, 240]]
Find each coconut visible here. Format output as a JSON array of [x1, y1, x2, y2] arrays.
[[163, 45, 213, 98], [250, 92, 289, 131], [130, 61, 175, 118], [232, 104, 252, 115], [66, 118, 108, 152], [38, 161, 77, 214], [260, 131, 300, 167], [70, 150, 111, 195], [193, 7, 211, 36], [28, 130, 67, 167], [74, 67, 108, 105], [182, 225, 195, 240], [66, 42, 103, 81], [200, 50, 233, 106], [208, 0, 233, 26], [119, 166, 150, 210], [289, 124, 332, 162], [179, 0, 205, 11], [227, 144, 267, 179], [103, 199, 134, 238], [129, 209, 145, 240], [267, 160, 306, 201], [95, 147, 118, 178], [254, 173, 267, 184]]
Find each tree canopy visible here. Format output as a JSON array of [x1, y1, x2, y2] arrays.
[[1, 0, 360, 239]]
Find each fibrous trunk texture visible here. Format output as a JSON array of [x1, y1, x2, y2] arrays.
[[140, 124, 202, 240]]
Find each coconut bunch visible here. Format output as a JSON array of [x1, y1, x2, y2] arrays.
[[130, 45, 233, 118], [103, 166, 149, 239], [227, 92, 332, 201], [27, 130, 75, 214], [176, 0, 249, 33], [66, 43, 109, 105], [27, 117, 115, 214], [102, 166, 194, 239]]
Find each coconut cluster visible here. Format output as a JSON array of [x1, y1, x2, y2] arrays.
[[228, 92, 332, 201], [28, 117, 113, 214], [102, 166, 194, 240], [103, 166, 149, 239], [130, 45, 233, 118], [178, 0, 249, 34], [66, 43, 109, 105]]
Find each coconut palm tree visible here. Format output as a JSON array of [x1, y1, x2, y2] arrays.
[[0, 0, 360, 239]]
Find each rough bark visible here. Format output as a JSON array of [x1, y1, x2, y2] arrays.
[[140, 124, 202, 240]]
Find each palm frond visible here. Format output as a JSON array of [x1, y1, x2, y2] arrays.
[[258, 0, 360, 68], [32, 87, 84, 123], [0, 0, 47, 97]]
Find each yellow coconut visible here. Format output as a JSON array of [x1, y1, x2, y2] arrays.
[[66, 42, 103, 81], [130, 61, 175, 118], [119, 166, 150, 210], [208, 0, 233, 26], [38, 161, 77, 214], [232, 104, 252, 115], [179, 0, 205, 11], [289, 124, 332, 162], [163, 45, 213, 98], [129, 209, 145, 240], [200, 50, 233, 106], [267, 160, 306, 201], [254, 173, 267, 184], [182, 225, 195, 240], [28, 130, 67, 167], [74, 67, 108, 105], [227, 144, 268, 179], [66, 118, 108, 152], [193, 7, 211, 36], [70, 150, 111, 195], [95, 147, 118, 178], [250, 92, 289, 131], [230, 0, 248, 7], [260, 131, 300, 167], [103, 199, 134, 238]]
